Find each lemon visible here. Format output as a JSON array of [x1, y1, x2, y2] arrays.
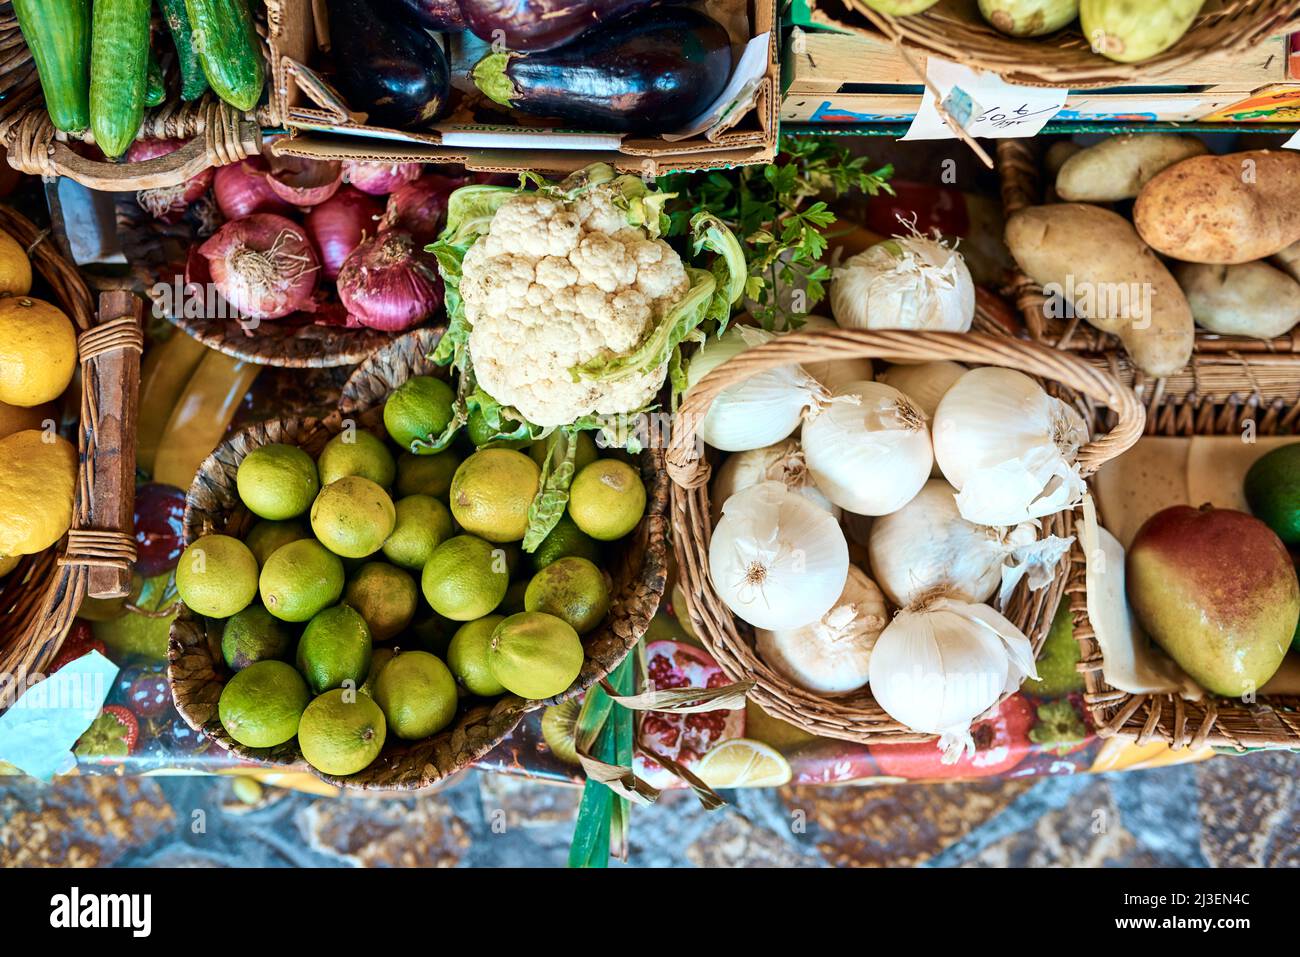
[[447, 615, 506, 696], [175, 534, 259, 618], [0, 298, 76, 407], [0, 399, 55, 440], [296, 603, 373, 694], [568, 459, 646, 541], [221, 604, 294, 670], [487, 611, 584, 700], [421, 535, 510, 621], [695, 738, 792, 788], [311, 476, 396, 558], [524, 557, 610, 635], [298, 689, 386, 776], [218, 660, 310, 749], [258, 538, 345, 622], [344, 562, 418, 641], [244, 519, 309, 567], [236, 444, 320, 521], [0, 228, 32, 297], [530, 515, 601, 570], [317, 429, 396, 488], [395, 449, 460, 498], [383, 376, 455, 454], [0, 430, 76, 558], [0, 554, 20, 578], [449, 448, 540, 543], [382, 494, 454, 570], [373, 650, 459, 740]]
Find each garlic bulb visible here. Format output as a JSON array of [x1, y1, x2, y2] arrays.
[[830, 234, 975, 334], [756, 566, 887, 694], [801, 380, 933, 516], [796, 316, 875, 393], [933, 367, 1089, 526], [868, 596, 1038, 762], [878, 361, 966, 418], [709, 481, 849, 631], [868, 479, 1074, 608], [688, 326, 829, 452], [710, 438, 838, 525]]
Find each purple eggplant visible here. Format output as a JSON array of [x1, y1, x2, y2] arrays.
[[392, 0, 466, 32], [459, 0, 685, 52]]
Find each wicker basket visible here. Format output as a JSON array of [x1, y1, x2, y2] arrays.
[[815, 0, 1299, 88], [168, 328, 669, 788], [667, 325, 1145, 745], [0, 208, 142, 693]]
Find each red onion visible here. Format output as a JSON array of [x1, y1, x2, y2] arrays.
[[265, 154, 344, 207], [342, 160, 422, 196], [379, 174, 456, 246], [213, 157, 292, 220], [128, 140, 215, 223], [199, 214, 320, 320], [337, 230, 442, 332], [304, 187, 383, 281]]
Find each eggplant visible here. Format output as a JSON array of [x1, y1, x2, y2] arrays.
[[327, 0, 451, 129], [472, 8, 732, 135], [459, 0, 685, 52], [392, 0, 466, 32]]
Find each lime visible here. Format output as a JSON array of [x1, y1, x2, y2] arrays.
[[1244, 443, 1300, 545], [344, 562, 417, 642], [373, 650, 459, 740], [568, 459, 646, 541], [524, 557, 610, 635], [467, 405, 529, 450], [218, 660, 310, 748], [531, 514, 600, 571], [447, 615, 506, 696], [311, 476, 396, 558], [244, 519, 308, 567], [395, 449, 460, 498], [409, 614, 453, 656], [296, 603, 373, 694], [359, 646, 395, 697], [540, 699, 581, 765], [222, 604, 294, 670], [496, 580, 529, 616], [382, 494, 454, 570], [236, 444, 320, 521], [175, 534, 259, 618], [530, 432, 598, 473], [487, 611, 584, 700], [421, 535, 510, 621], [384, 376, 455, 454], [317, 429, 396, 488], [258, 538, 345, 622], [449, 448, 540, 543], [298, 689, 386, 776]]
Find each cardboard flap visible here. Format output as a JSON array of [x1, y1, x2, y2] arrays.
[[283, 58, 364, 126]]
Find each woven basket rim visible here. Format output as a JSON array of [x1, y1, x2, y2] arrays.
[[164, 314, 402, 369]]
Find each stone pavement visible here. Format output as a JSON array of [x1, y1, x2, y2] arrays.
[[1, 751, 1296, 867]]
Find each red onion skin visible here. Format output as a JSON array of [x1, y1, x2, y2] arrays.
[[342, 160, 422, 196], [214, 158, 293, 220], [198, 213, 320, 321], [336, 230, 443, 332], [380, 174, 456, 246], [129, 139, 215, 223], [265, 157, 345, 207], [305, 187, 383, 281]]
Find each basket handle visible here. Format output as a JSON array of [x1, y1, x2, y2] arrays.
[[666, 329, 1146, 489]]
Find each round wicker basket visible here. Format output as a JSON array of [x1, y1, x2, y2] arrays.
[[168, 328, 669, 788], [667, 325, 1145, 745]]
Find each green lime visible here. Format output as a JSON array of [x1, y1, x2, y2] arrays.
[[373, 650, 459, 740], [384, 376, 455, 454], [447, 615, 506, 696], [236, 444, 320, 521], [298, 689, 386, 776], [1244, 443, 1300, 546], [568, 459, 646, 541], [531, 514, 600, 570], [218, 660, 310, 748], [467, 405, 529, 449], [496, 580, 529, 616], [222, 604, 294, 670], [449, 448, 540, 543], [175, 534, 259, 618], [524, 557, 610, 635], [244, 519, 309, 567], [344, 562, 418, 642], [359, 646, 395, 698], [311, 476, 396, 558], [382, 494, 454, 570], [529, 432, 598, 472], [487, 611, 584, 700], [317, 429, 397, 488], [421, 535, 510, 621], [296, 603, 373, 694], [395, 449, 461, 498], [258, 539, 345, 622], [409, 615, 453, 656]]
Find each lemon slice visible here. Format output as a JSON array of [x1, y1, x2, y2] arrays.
[[696, 738, 793, 788]]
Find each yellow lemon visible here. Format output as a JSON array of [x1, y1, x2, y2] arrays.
[[0, 229, 32, 297], [0, 430, 77, 558], [0, 298, 77, 407]]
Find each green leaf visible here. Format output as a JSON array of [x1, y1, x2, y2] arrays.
[[523, 430, 579, 552]]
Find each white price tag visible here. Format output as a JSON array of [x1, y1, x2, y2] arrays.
[[1282, 129, 1300, 150], [902, 59, 1067, 142]]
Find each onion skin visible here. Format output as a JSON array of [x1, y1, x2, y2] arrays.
[[128, 139, 215, 223], [213, 157, 293, 220], [305, 187, 383, 281], [198, 213, 321, 321], [336, 230, 443, 332], [264, 155, 344, 207], [379, 174, 457, 246], [342, 160, 422, 196]]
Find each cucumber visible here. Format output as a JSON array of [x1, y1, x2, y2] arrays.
[[13, 0, 92, 134], [90, 0, 152, 159], [159, 0, 209, 102], [146, 49, 167, 107], [186, 0, 265, 112]]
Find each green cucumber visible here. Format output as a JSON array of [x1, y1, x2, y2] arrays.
[[159, 0, 209, 101], [146, 49, 167, 107], [186, 0, 265, 112], [90, 0, 152, 159], [13, 0, 92, 134]]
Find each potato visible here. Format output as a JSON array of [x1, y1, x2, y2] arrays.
[[1006, 204, 1194, 377], [1272, 240, 1300, 283], [1133, 150, 1300, 264], [1044, 140, 1082, 178], [1055, 134, 1208, 202], [1173, 260, 1300, 340]]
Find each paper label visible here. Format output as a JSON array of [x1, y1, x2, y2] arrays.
[[1284, 129, 1300, 150], [902, 60, 1067, 142]]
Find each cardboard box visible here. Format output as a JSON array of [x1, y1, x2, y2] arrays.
[[265, 0, 778, 174]]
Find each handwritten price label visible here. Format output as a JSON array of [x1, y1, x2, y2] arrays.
[[903, 59, 1067, 142]]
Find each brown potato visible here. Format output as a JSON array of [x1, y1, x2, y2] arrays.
[[1272, 240, 1300, 283], [1173, 260, 1300, 340], [1056, 134, 1208, 202]]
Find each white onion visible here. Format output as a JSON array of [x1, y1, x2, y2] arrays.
[[878, 361, 966, 418], [709, 481, 849, 631], [801, 380, 933, 516], [830, 234, 975, 333], [796, 316, 874, 393], [710, 438, 838, 526]]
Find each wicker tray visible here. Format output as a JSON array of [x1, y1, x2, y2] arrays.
[[168, 328, 669, 788], [667, 325, 1145, 745]]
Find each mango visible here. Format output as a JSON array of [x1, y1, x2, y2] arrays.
[[1080, 0, 1204, 63], [979, 0, 1078, 37]]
